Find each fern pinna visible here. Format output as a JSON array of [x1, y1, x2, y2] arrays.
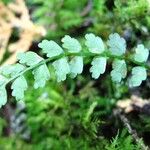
[[0, 33, 149, 107]]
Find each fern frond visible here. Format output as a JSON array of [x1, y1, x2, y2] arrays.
[[0, 33, 149, 107]]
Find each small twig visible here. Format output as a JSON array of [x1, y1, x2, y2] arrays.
[[114, 108, 149, 150], [81, 0, 93, 17]]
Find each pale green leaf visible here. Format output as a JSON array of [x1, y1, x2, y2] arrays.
[[52, 57, 70, 82], [0, 64, 25, 78], [11, 76, 28, 100], [90, 57, 107, 79], [38, 40, 64, 58], [111, 71, 122, 83], [32, 64, 50, 89], [62, 35, 81, 53], [0, 75, 8, 86], [134, 44, 149, 63], [111, 60, 127, 82], [17, 52, 42, 66], [129, 66, 147, 87], [0, 86, 7, 107], [129, 77, 142, 87], [107, 33, 126, 56], [85, 33, 104, 54], [69, 56, 83, 78]]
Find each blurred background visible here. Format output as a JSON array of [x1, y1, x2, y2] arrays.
[[0, 0, 150, 149]]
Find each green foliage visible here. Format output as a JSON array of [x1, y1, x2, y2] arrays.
[[32, 64, 50, 89], [52, 57, 70, 82], [26, 0, 150, 40], [111, 60, 127, 83], [129, 66, 147, 87], [114, 0, 149, 21], [0, 0, 150, 149], [90, 57, 107, 79], [69, 56, 83, 78], [17, 52, 42, 66], [62, 35, 82, 53], [0, 33, 149, 107], [0, 64, 25, 78], [107, 33, 126, 56], [0, 81, 142, 149], [0, 73, 140, 149], [27, 0, 87, 39], [1, 0, 12, 4], [85, 33, 105, 54], [134, 44, 149, 63], [11, 76, 28, 101], [38, 40, 64, 58], [106, 130, 142, 150], [0, 78, 107, 149], [89, 0, 150, 44]]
